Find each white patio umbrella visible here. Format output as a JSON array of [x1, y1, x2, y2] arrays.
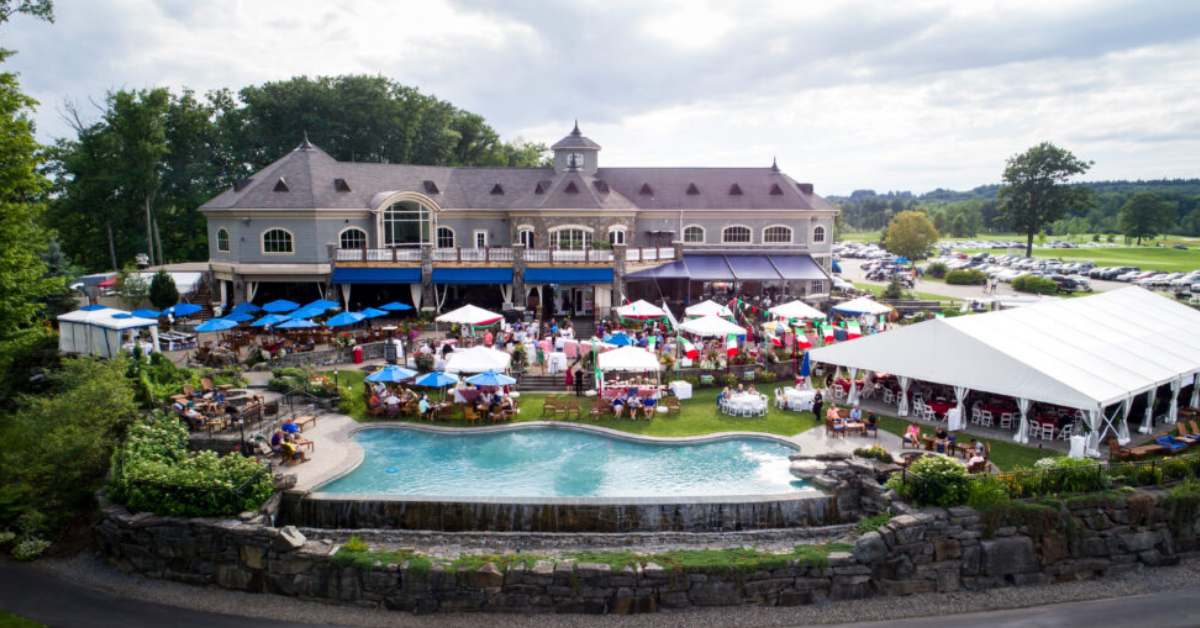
[[444, 345, 513, 374], [615, 299, 666, 320], [684, 299, 732, 318], [435, 304, 503, 327], [769, 299, 826, 320], [677, 315, 746, 338]]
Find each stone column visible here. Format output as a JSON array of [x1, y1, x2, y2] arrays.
[[611, 243, 627, 307], [420, 243, 434, 313], [672, 239, 684, 261], [512, 243, 527, 310], [323, 243, 337, 302]]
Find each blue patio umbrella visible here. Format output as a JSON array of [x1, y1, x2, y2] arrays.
[[379, 301, 413, 312], [606, 332, 632, 347], [276, 318, 317, 329], [223, 312, 255, 323], [80, 304, 108, 311], [360, 307, 387, 319], [325, 311, 366, 328], [799, 351, 811, 378], [231, 302, 261, 315], [414, 371, 459, 388], [131, 308, 161, 319], [366, 365, 418, 383], [195, 318, 239, 333], [250, 314, 288, 328], [288, 306, 327, 320], [831, 259, 843, 274], [262, 299, 300, 313], [303, 299, 341, 312], [167, 303, 202, 317], [465, 370, 517, 387]]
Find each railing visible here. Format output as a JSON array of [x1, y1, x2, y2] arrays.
[[335, 248, 420, 262], [335, 246, 672, 264], [627, 247, 671, 263]]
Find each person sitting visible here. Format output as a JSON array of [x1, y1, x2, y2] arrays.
[[934, 426, 950, 453], [418, 394, 431, 420], [626, 394, 643, 420], [825, 405, 841, 422], [903, 422, 921, 446], [849, 403, 862, 423], [612, 395, 626, 418], [641, 395, 657, 419], [281, 440, 307, 464], [716, 386, 729, 408], [270, 429, 285, 453]]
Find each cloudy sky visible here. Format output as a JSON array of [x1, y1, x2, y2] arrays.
[[6, 0, 1199, 195]]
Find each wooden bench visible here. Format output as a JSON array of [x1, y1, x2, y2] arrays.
[[294, 415, 317, 432]]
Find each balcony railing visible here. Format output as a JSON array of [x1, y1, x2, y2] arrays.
[[334, 246, 673, 264], [626, 247, 674, 263]]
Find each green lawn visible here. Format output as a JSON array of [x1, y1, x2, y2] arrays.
[[851, 282, 961, 304], [0, 611, 44, 628], [873, 415, 1060, 471], [993, 246, 1200, 273], [332, 369, 817, 437]]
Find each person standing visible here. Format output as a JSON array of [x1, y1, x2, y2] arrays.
[[564, 365, 575, 393], [812, 390, 824, 422], [574, 367, 586, 397]]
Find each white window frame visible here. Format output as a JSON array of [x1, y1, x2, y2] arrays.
[[762, 224, 793, 244], [721, 225, 752, 244], [260, 228, 295, 255], [216, 228, 230, 252], [337, 226, 368, 250], [382, 200, 433, 248], [607, 225, 627, 246], [812, 225, 827, 243], [473, 229, 488, 248], [682, 224, 705, 243], [548, 224, 594, 250], [435, 226, 456, 249], [516, 225, 535, 248]]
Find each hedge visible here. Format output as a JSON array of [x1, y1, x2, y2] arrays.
[[1012, 274, 1059, 295], [924, 262, 947, 278], [945, 269, 987, 285], [108, 413, 274, 517]]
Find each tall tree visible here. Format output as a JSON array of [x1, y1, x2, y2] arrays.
[[883, 210, 939, 260], [1117, 192, 1175, 245], [997, 142, 1092, 257]]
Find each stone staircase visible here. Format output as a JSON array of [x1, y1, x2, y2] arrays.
[[518, 370, 593, 392]]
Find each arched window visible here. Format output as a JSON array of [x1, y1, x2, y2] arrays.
[[436, 227, 455, 249], [608, 226, 626, 246], [550, 227, 591, 250], [683, 225, 705, 243], [812, 225, 826, 243], [216, 228, 230, 252], [261, 228, 294, 254], [722, 226, 751, 244], [763, 225, 793, 244], [517, 227, 535, 248], [383, 200, 431, 247], [339, 227, 367, 250]]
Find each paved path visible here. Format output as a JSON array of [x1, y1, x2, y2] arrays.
[[841, 260, 1126, 301]]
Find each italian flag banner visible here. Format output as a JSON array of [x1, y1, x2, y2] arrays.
[[847, 321, 862, 339], [725, 333, 739, 357], [681, 337, 699, 360], [822, 324, 835, 342]]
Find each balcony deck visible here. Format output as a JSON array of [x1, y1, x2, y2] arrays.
[[333, 247, 677, 268]]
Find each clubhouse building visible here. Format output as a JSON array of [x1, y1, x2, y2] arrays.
[[200, 123, 837, 318]]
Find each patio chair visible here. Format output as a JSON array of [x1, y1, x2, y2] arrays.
[[774, 388, 785, 410], [882, 389, 895, 404], [664, 396, 681, 416], [1040, 423, 1055, 440], [999, 413, 1013, 430], [864, 421, 878, 438], [201, 378, 215, 394], [970, 405, 982, 424], [542, 396, 559, 418], [1108, 438, 1161, 461], [979, 410, 994, 428], [556, 398, 578, 420], [1057, 424, 1073, 440], [463, 404, 480, 425], [920, 406, 936, 422]]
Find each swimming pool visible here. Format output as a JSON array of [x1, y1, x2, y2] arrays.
[[317, 426, 812, 499]]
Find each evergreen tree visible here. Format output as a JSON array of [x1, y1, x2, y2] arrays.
[[148, 269, 179, 310]]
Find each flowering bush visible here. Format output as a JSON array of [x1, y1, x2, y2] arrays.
[[886, 455, 970, 507], [108, 413, 274, 517]]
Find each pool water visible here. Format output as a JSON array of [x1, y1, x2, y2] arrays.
[[319, 428, 811, 498]]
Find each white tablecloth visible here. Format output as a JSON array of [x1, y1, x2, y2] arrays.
[[723, 393, 767, 415], [546, 352, 567, 375], [783, 387, 816, 412], [668, 380, 693, 400]]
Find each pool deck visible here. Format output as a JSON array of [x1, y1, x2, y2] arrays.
[[286, 412, 905, 493]]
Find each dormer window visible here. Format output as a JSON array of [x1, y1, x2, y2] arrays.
[[490, 183, 504, 195], [769, 183, 783, 195], [535, 182, 546, 194], [233, 178, 253, 192], [729, 183, 743, 196], [686, 183, 699, 195], [639, 183, 653, 196], [273, 177, 289, 192], [423, 180, 439, 194], [564, 181, 579, 194], [333, 178, 351, 192], [593, 180, 609, 194]]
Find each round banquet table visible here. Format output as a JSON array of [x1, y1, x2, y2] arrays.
[[722, 392, 767, 416], [783, 387, 817, 412], [927, 400, 954, 417]]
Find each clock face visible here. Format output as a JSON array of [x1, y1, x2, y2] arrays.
[[570, 153, 585, 168]]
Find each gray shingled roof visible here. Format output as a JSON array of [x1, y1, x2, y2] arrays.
[[200, 141, 833, 212], [550, 121, 602, 151]]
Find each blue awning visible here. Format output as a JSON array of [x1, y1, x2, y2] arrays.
[[626, 259, 691, 281], [769, 255, 827, 280], [682, 255, 734, 281], [524, 268, 613, 285], [432, 268, 513, 285], [332, 267, 421, 284], [725, 255, 783, 280]]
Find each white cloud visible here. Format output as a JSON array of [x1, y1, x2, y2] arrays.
[[5, 0, 1200, 194]]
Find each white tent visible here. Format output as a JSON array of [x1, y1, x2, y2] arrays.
[[677, 315, 746, 338], [832, 297, 893, 316], [685, 299, 732, 318], [809, 287, 1200, 452], [769, 299, 826, 320], [436, 304, 503, 326], [615, 299, 666, 319], [58, 307, 159, 358], [597, 346, 661, 372], [444, 345, 512, 374]]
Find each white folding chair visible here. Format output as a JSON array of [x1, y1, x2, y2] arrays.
[[1040, 423, 1056, 440], [1057, 424, 1072, 440], [882, 389, 895, 404], [979, 410, 994, 428], [833, 386, 846, 401], [773, 388, 785, 410], [971, 405, 982, 424], [999, 412, 1014, 430]]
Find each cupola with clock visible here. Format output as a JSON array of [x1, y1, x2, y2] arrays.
[[551, 120, 601, 174]]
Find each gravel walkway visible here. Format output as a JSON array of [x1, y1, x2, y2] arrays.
[[35, 552, 1200, 627]]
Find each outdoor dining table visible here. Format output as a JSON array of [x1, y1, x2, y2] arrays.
[[927, 399, 954, 417], [546, 351, 567, 374], [783, 387, 817, 412], [722, 392, 767, 416]]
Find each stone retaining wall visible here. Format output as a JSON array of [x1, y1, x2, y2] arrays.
[[94, 467, 1200, 614]]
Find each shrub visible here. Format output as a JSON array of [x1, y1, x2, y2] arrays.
[[966, 475, 1011, 509], [108, 413, 274, 517], [886, 455, 970, 507], [854, 512, 891, 534], [148, 270, 180, 310], [1012, 274, 1058, 295], [881, 276, 909, 300], [342, 535, 369, 553], [11, 537, 50, 561], [756, 369, 777, 383], [1026, 457, 1109, 495], [945, 269, 987, 285], [925, 262, 947, 278], [854, 445, 894, 464], [720, 373, 739, 387]]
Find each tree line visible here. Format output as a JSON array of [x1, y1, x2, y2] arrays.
[[46, 76, 548, 272]]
